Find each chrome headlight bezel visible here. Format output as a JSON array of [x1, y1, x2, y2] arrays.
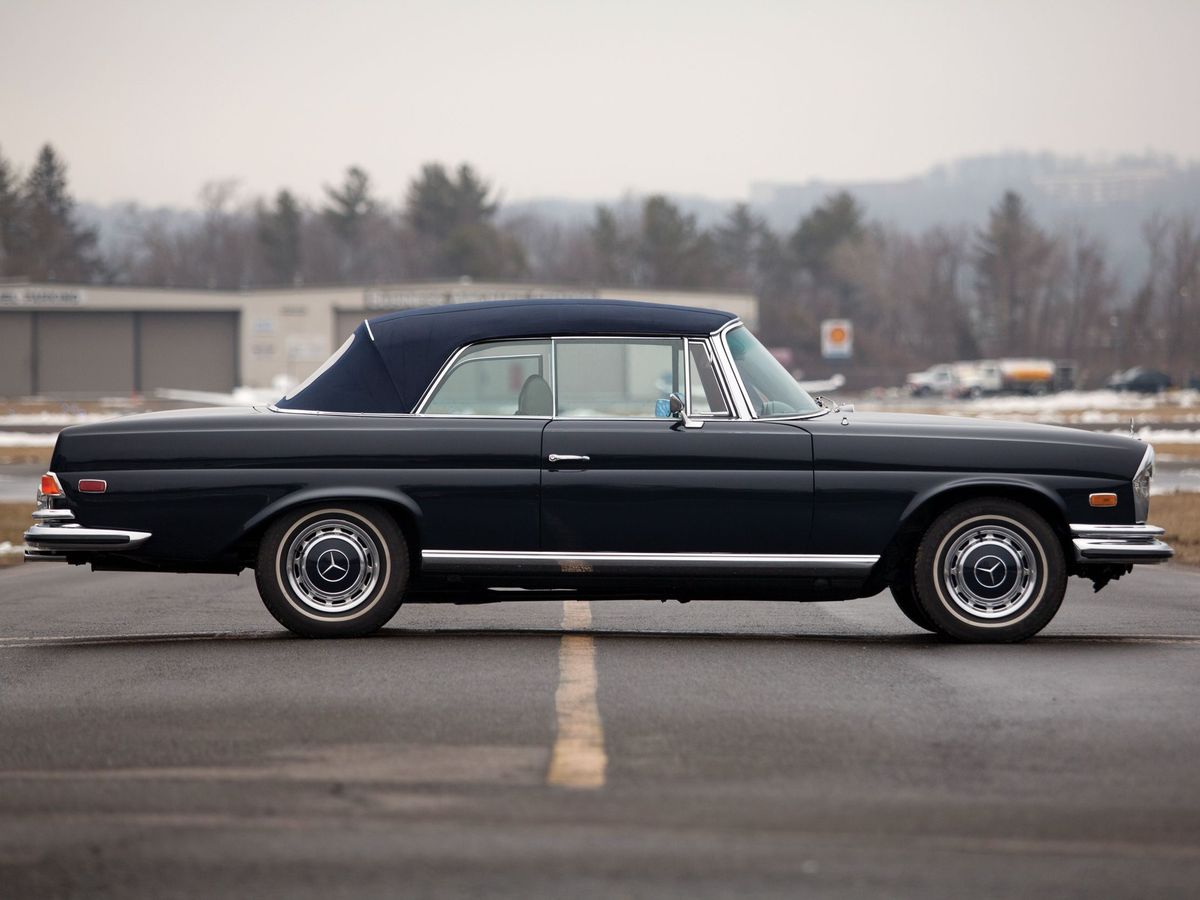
[[1132, 444, 1154, 523]]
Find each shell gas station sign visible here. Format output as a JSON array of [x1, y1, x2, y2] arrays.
[[821, 319, 853, 359]]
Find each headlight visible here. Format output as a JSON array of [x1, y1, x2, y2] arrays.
[[1133, 444, 1154, 523]]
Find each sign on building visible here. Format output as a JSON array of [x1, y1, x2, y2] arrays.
[[0, 287, 86, 306], [821, 319, 853, 359]]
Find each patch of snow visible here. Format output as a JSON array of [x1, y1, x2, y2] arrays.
[[0, 541, 24, 556], [1113, 428, 1200, 443], [154, 386, 286, 407], [0, 433, 57, 447], [0, 411, 118, 427]]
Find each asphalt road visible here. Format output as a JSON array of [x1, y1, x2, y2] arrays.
[[1, 562, 1198, 898]]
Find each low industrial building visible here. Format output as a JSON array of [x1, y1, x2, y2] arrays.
[[0, 281, 757, 397]]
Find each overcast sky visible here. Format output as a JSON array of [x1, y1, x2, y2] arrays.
[[2, 0, 1198, 208]]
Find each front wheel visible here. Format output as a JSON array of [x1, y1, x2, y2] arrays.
[[913, 498, 1066, 642], [255, 503, 408, 638]]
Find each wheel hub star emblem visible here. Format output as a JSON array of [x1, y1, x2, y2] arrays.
[[973, 555, 1007, 589], [317, 548, 350, 582]]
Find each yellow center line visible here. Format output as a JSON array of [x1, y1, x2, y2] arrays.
[[546, 600, 607, 789]]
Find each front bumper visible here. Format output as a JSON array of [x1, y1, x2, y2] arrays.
[[24, 515, 152, 562], [1070, 523, 1173, 564]]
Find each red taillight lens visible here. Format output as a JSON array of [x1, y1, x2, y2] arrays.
[[39, 473, 64, 497], [78, 479, 107, 493]]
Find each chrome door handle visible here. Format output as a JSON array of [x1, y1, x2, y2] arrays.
[[548, 454, 590, 463]]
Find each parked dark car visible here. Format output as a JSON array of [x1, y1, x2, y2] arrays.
[[1107, 366, 1172, 393], [25, 299, 1171, 642]]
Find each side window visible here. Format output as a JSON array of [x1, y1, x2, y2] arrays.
[[423, 340, 553, 416], [556, 339, 683, 418], [687, 340, 729, 416]]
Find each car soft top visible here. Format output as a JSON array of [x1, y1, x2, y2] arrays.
[[276, 298, 737, 414]]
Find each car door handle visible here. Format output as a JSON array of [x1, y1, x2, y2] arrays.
[[547, 454, 590, 463]]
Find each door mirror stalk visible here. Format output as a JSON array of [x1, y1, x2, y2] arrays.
[[669, 392, 703, 429]]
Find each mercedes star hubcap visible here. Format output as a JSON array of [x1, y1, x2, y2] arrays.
[[942, 523, 1039, 619], [286, 518, 380, 614]]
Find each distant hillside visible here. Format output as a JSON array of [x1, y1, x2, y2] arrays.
[[751, 152, 1200, 287]]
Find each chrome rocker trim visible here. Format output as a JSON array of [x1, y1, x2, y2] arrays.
[[1069, 523, 1173, 564], [421, 550, 879, 578]]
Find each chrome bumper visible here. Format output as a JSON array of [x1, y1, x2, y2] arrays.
[[1070, 523, 1173, 564], [24, 510, 152, 562]]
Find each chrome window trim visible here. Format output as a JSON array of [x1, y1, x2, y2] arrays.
[[364, 319, 376, 341], [685, 338, 733, 418], [414, 339, 553, 415], [273, 319, 795, 423], [710, 319, 755, 419], [553, 335, 683, 420], [714, 320, 830, 421]]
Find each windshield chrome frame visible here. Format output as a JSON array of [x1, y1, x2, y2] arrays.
[[714, 320, 830, 421]]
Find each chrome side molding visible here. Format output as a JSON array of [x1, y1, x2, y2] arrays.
[[421, 550, 879, 578]]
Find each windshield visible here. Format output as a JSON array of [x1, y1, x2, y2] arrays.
[[725, 325, 821, 417]]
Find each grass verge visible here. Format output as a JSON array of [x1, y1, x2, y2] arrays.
[[1150, 493, 1200, 568], [0, 501, 32, 567], [1152, 443, 1200, 463], [0, 447, 53, 467]]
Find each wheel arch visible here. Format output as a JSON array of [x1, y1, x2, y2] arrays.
[[873, 478, 1071, 591], [235, 488, 423, 571]]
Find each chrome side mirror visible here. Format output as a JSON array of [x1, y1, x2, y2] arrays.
[[669, 392, 703, 429]]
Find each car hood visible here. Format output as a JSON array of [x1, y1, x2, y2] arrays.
[[843, 411, 1138, 449], [793, 410, 1148, 481]]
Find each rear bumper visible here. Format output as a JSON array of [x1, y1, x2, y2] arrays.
[[1070, 523, 1173, 564], [24, 521, 152, 562]]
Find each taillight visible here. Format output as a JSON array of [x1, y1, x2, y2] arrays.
[[39, 473, 64, 497]]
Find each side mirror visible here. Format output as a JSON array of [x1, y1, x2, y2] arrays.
[[669, 392, 703, 429]]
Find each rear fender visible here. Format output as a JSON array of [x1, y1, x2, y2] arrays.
[[238, 486, 423, 547]]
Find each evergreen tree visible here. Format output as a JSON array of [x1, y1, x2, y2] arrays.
[[0, 147, 22, 275], [322, 166, 376, 278], [590, 205, 627, 284], [638, 195, 702, 288], [405, 163, 519, 278], [406, 163, 498, 241], [790, 191, 864, 281], [713, 202, 762, 290], [974, 191, 1053, 354], [257, 189, 303, 285], [14, 144, 99, 281]]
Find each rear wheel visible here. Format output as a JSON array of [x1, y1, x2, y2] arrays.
[[255, 502, 408, 638], [890, 578, 936, 632], [913, 498, 1066, 642]]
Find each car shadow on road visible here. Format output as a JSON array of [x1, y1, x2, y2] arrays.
[[5, 626, 1196, 651]]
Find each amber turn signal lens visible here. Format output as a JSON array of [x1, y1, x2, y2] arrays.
[[1089, 493, 1118, 508], [39, 473, 64, 496]]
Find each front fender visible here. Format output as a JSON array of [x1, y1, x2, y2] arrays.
[[897, 476, 1068, 530]]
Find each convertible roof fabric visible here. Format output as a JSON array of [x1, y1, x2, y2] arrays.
[[276, 298, 737, 414]]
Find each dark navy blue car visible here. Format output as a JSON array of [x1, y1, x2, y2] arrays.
[[26, 299, 1171, 642]]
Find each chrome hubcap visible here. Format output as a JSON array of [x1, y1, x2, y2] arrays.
[[943, 524, 1038, 619], [286, 518, 380, 613]]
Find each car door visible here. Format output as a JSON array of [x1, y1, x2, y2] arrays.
[[540, 337, 813, 554], [413, 338, 552, 551]]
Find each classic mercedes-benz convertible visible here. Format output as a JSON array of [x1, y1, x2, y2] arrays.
[[25, 299, 1171, 641]]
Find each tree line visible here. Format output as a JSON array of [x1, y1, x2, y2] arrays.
[[1, 143, 1197, 386]]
